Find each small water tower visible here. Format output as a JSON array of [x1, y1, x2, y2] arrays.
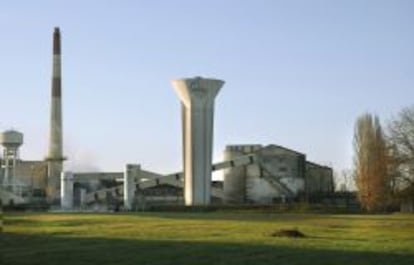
[[0, 130, 23, 186]]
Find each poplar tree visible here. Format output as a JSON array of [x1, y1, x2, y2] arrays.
[[354, 113, 390, 212]]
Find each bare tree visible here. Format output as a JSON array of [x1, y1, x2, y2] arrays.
[[354, 114, 390, 212], [387, 105, 414, 190], [333, 169, 354, 192]]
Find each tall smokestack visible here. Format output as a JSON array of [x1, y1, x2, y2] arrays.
[[46, 27, 65, 203]]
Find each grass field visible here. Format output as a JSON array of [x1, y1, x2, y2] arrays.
[[2, 211, 414, 265]]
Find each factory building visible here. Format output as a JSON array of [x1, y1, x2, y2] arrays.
[[0, 140, 334, 208], [69, 144, 333, 209], [223, 144, 334, 204], [0, 130, 48, 205], [305, 161, 334, 194], [13, 161, 48, 192]]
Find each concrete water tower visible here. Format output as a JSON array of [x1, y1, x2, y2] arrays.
[[172, 77, 224, 206], [0, 130, 23, 186]]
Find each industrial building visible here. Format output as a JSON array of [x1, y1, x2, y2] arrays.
[[0, 27, 63, 206], [0, 27, 334, 210], [0, 130, 48, 205], [223, 144, 334, 204]]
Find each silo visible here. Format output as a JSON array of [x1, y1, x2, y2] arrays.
[[223, 145, 262, 204], [223, 146, 245, 204]]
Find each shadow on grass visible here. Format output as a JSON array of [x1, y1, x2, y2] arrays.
[[1, 232, 413, 265]]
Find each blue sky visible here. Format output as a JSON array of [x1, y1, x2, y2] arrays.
[[0, 0, 413, 176]]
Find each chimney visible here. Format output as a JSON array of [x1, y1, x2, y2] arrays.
[[46, 27, 65, 203]]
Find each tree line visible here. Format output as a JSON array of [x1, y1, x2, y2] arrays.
[[353, 105, 414, 212]]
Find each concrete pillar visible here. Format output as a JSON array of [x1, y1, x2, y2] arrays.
[[60, 171, 73, 210], [79, 188, 86, 208], [124, 164, 140, 210], [172, 77, 224, 206]]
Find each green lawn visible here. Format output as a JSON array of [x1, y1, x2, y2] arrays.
[[2, 212, 414, 265]]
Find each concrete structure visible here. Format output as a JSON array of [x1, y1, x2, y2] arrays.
[[13, 160, 48, 194], [0, 131, 48, 206], [223, 144, 333, 204], [256, 145, 306, 199], [172, 77, 224, 206], [61, 171, 74, 209], [0, 28, 64, 207], [124, 164, 140, 210], [0, 130, 23, 188], [67, 143, 333, 209], [305, 161, 334, 194], [223, 145, 262, 203], [76, 149, 260, 208], [46, 27, 65, 202]]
